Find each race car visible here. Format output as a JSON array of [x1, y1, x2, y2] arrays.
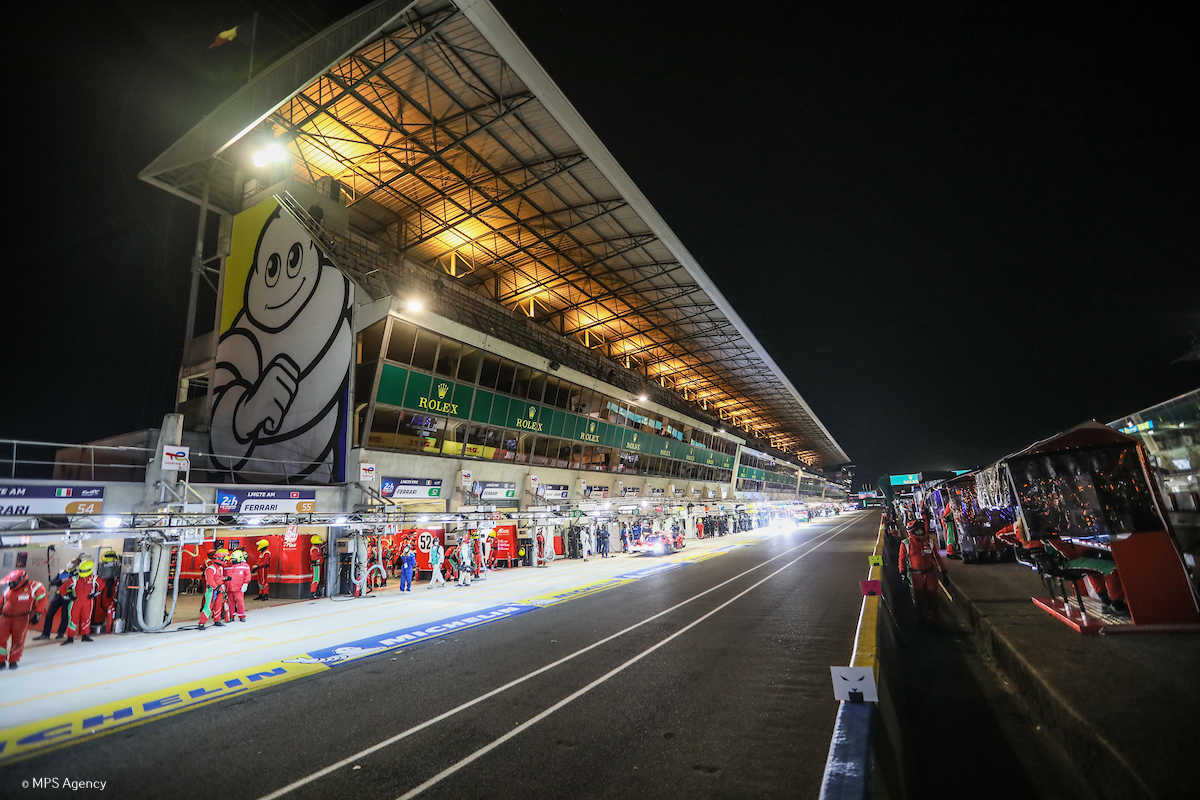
[[631, 527, 684, 556]]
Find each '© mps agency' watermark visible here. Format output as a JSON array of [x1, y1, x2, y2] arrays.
[[21, 777, 108, 791]]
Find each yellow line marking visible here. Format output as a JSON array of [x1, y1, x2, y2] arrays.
[[1, 598, 470, 710], [521, 579, 634, 607], [0, 657, 326, 764], [5, 538, 753, 712], [0, 530, 784, 764], [850, 517, 885, 676]]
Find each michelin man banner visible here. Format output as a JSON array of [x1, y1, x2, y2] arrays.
[[210, 198, 352, 483]]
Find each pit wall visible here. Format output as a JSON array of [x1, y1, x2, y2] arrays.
[[820, 516, 908, 800]]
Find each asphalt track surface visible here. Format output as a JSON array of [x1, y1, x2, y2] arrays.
[[4, 513, 878, 799]]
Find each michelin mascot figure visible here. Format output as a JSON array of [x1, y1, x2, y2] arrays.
[[211, 205, 352, 482]]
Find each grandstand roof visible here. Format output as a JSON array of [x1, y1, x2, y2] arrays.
[[140, 0, 849, 467]]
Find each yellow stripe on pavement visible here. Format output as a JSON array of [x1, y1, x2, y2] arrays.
[[0, 658, 327, 763]]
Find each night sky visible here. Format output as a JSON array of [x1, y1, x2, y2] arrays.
[[6, 1, 1197, 488]]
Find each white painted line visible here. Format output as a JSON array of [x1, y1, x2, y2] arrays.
[[397, 518, 858, 799], [257, 518, 857, 800]]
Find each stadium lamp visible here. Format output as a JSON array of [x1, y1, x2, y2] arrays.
[[252, 142, 288, 168], [405, 297, 424, 312], [637, 393, 647, 402]]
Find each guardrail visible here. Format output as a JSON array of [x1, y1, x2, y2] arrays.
[[0, 438, 335, 485]]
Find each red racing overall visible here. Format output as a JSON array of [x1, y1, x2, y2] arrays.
[[66, 575, 101, 642], [226, 561, 251, 621], [255, 548, 272, 600], [199, 562, 226, 626], [899, 531, 945, 623], [309, 543, 325, 598], [1, 575, 47, 667]]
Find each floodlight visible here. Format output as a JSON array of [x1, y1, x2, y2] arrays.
[[252, 142, 287, 167]]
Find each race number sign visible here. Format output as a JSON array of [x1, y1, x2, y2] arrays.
[[408, 528, 444, 571], [381, 477, 443, 499], [217, 488, 316, 514], [537, 483, 569, 500], [0, 484, 105, 516], [473, 481, 516, 501]]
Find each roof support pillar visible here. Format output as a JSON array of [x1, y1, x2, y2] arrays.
[[181, 171, 211, 361]]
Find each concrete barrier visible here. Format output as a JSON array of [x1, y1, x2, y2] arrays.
[[820, 517, 905, 799], [944, 572, 1156, 799]]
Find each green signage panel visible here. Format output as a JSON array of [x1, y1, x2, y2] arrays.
[[471, 389, 494, 423], [655, 437, 676, 459], [604, 421, 622, 448], [451, 383, 474, 418], [489, 395, 510, 427], [621, 427, 647, 452], [377, 367, 738, 475], [508, 400, 547, 434], [738, 466, 767, 482], [402, 371, 432, 409], [575, 415, 603, 445], [889, 473, 920, 486], [400, 372, 471, 419], [376, 364, 409, 407]]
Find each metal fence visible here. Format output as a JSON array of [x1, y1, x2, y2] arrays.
[[1, 439, 331, 486]]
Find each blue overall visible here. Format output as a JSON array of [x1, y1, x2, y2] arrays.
[[400, 552, 416, 591]]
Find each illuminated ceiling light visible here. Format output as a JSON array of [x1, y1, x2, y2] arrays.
[[101, 516, 121, 529], [252, 142, 288, 167], [405, 297, 424, 313], [637, 394, 648, 402]]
